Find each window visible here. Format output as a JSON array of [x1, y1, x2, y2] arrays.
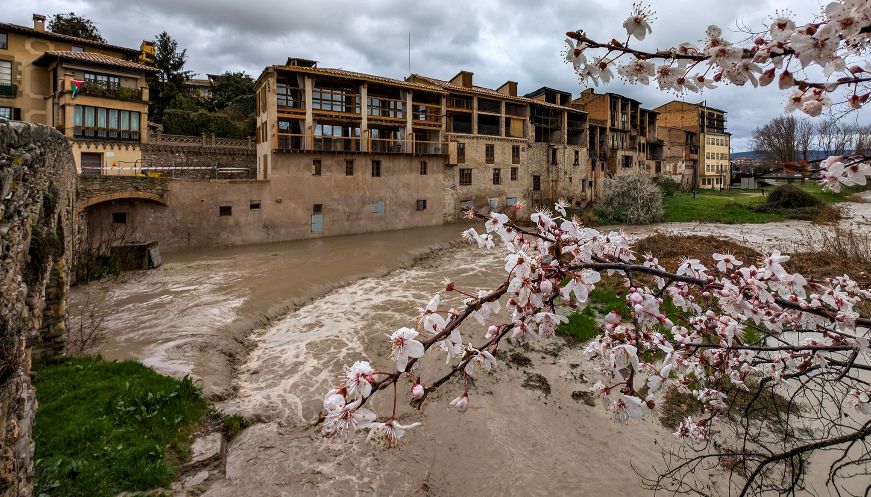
[[512, 145, 520, 164], [371, 160, 381, 177], [532, 175, 541, 191], [550, 148, 558, 165], [460, 199, 474, 210], [420, 161, 427, 175], [372, 201, 385, 214], [416, 199, 427, 211], [73, 105, 140, 140], [488, 198, 498, 210], [0, 107, 10, 119], [0, 32, 7, 50], [459, 168, 472, 186], [84, 72, 120, 89], [313, 204, 323, 214], [492, 168, 501, 185], [111, 212, 127, 224], [250, 201, 261, 210], [574, 150, 580, 165], [0, 60, 11, 85], [622, 155, 632, 168], [485, 144, 495, 164], [219, 205, 232, 216], [510, 166, 518, 181], [72, 46, 84, 52], [345, 160, 354, 176], [506, 197, 517, 207], [457, 142, 466, 163], [312, 159, 322, 176]]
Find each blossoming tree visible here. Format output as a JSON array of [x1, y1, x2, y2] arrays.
[[321, 2, 871, 495]]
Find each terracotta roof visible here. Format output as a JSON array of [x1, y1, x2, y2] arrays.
[[186, 78, 213, 87], [411, 74, 584, 113], [272, 65, 447, 93], [33, 51, 158, 73], [0, 22, 141, 56]]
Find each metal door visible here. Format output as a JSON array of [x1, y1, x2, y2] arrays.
[[311, 204, 323, 234], [80, 152, 103, 176]]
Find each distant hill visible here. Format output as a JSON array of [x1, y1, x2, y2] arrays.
[[732, 150, 835, 161]]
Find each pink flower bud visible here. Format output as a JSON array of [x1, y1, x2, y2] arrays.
[[778, 70, 794, 89], [411, 384, 425, 399], [450, 393, 469, 413], [759, 68, 775, 87]]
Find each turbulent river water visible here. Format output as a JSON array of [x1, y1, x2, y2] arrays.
[[70, 197, 871, 496]]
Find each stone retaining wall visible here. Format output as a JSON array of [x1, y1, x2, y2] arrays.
[[0, 119, 77, 497]]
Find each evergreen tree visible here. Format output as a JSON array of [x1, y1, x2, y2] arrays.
[[146, 32, 192, 122]]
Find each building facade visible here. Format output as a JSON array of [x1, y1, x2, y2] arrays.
[[571, 89, 662, 187], [0, 14, 154, 173], [654, 101, 731, 189]]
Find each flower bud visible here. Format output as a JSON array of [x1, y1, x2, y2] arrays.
[[411, 383, 425, 399], [759, 68, 775, 87], [778, 70, 794, 89]]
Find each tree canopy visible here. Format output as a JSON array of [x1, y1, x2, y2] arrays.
[[47, 12, 105, 43]]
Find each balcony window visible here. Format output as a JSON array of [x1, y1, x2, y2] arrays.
[[0, 61, 12, 97], [277, 82, 304, 109], [73, 105, 140, 140], [85, 72, 120, 89], [312, 84, 359, 113], [368, 97, 404, 118]]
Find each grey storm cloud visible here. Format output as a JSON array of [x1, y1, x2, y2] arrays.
[[7, 0, 865, 151]]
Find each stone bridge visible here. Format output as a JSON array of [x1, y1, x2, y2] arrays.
[[77, 175, 171, 210], [0, 119, 77, 497]]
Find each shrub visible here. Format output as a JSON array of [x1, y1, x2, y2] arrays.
[[654, 176, 681, 196], [596, 173, 663, 224], [752, 184, 829, 220], [162, 109, 250, 139]]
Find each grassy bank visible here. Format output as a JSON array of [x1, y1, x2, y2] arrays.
[[657, 184, 864, 224], [33, 356, 208, 497]]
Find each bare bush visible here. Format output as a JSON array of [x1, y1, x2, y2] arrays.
[[597, 173, 663, 224], [67, 290, 109, 353]]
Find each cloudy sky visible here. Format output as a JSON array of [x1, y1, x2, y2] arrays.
[[7, 0, 853, 150]]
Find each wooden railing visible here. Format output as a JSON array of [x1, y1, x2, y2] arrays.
[[275, 132, 446, 155]]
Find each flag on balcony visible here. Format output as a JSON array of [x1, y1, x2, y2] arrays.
[[70, 80, 84, 98]]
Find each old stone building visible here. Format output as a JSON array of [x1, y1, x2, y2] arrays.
[[0, 14, 155, 174], [654, 100, 731, 189], [658, 126, 699, 189], [571, 89, 662, 189]]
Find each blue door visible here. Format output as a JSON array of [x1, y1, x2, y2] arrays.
[[311, 204, 323, 234]]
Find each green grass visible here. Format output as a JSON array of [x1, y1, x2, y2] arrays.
[[557, 276, 685, 344], [33, 356, 208, 497], [658, 183, 865, 224], [661, 191, 784, 224]]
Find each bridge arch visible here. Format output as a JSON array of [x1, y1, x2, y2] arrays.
[[77, 191, 168, 210]]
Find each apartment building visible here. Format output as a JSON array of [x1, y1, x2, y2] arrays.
[[0, 14, 154, 173], [185, 75, 215, 98], [571, 89, 662, 182], [654, 101, 731, 189]]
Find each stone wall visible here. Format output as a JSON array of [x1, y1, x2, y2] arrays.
[[0, 119, 77, 497]]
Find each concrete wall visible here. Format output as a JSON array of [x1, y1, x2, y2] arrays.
[[84, 152, 446, 252], [0, 119, 77, 497]]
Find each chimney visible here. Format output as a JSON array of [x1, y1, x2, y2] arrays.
[[450, 70, 473, 88], [33, 14, 46, 33], [497, 81, 517, 97]]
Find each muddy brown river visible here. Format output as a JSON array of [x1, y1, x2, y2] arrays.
[[70, 195, 871, 496]]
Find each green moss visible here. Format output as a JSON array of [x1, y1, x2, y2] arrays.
[[221, 414, 249, 441], [33, 356, 208, 497]]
